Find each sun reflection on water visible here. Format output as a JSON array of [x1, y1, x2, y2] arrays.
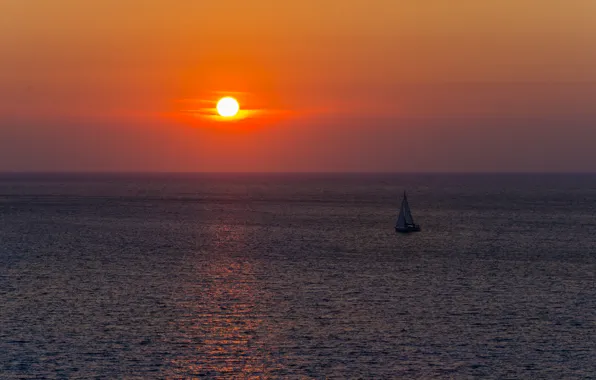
[[167, 218, 279, 378]]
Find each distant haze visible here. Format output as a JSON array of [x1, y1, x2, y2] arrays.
[[2, 1, 596, 172]]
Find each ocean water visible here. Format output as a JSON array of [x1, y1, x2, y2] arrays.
[[0, 173, 594, 379]]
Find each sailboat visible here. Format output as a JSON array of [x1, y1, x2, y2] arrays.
[[395, 191, 421, 233]]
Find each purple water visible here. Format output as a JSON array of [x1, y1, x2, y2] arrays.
[[1, 173, 595, 378]]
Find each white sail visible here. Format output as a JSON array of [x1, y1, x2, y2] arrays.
[[396, 191, 418, 231], [403, 194, 415, 225], [395, 202, 406, 229]]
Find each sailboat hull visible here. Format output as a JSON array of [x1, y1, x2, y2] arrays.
[[395, 225, 421, 233]]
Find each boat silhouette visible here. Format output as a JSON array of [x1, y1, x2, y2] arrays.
[[395, 191, 421, 233]]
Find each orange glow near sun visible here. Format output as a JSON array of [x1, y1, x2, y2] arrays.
[[173, 88, 294, 128], [216, 97, 240, 117]]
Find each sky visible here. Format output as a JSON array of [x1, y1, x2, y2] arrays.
[[1, 0, 596, 172]]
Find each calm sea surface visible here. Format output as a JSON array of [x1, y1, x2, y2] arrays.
[[0, 173, 594, 379]]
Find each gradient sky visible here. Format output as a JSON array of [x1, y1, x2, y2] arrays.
[[2, 0, 596, 172]]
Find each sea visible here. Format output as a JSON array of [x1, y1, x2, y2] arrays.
[[0, 173, 594, 379]]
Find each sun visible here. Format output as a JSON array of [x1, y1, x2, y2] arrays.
[[216, 97, 240, 117]]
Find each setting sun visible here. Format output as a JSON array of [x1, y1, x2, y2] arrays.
[[216, 97, 240, 117]]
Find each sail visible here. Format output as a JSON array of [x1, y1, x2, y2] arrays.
[[403, 195, 415, 225], [396, 192, 415, 229], [395, 203, 406, 229], [396, 191, 420, 232]]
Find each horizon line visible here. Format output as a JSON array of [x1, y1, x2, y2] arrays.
[[0, 171, 595, 175]]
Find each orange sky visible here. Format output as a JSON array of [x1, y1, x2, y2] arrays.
[[1, 0, 596, 171]]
